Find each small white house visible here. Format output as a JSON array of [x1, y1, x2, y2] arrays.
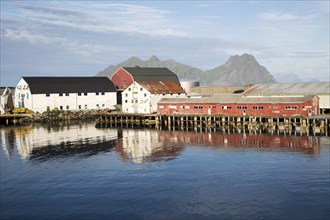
[[0, 87, 14, 114], [122, 81, 186, 114], [14, 77, 117, 113]]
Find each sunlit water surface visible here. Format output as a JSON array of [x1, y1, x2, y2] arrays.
[[1, 122, 329, 220]]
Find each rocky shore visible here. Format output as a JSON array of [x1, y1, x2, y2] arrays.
[[19, 109, 105, 124]]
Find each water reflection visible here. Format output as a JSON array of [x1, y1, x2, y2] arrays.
[[115, 128, 184, 163], [1, 123, 118, 161], [158, 129, 320, 154], [1, 123, 322, 163]]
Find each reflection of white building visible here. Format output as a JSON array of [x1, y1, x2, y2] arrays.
[[1, 123, 118, 159], [121, 129, 163, 163]]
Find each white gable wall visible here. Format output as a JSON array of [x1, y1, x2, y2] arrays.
[[122, 82, 186, 114], [122, 82, 151, 114]]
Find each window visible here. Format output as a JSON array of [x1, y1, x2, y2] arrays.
[[59, 93, 63, 96], [102, 104, 105, 107], [79, 105, 82, 109], [84, 92, 88, 96], [140, 88, 143, 91], [66, 105, 69, 110], [125, 100, 128, 103], [96, 104, 99, 108], [101, 92, 105, 95], [128, 88, 131, 91], [221, 106, 232, 109], [96, 92, 99, 95], [135, 100, 138, 103], [60, 106, 63, 110], [125, 93, 128, 97], [285, 106, 298, 110], [78, 93, 82, 96], [237, 106, 247, 109], [252, 106, 264, 110], [144, 93, 147, 97], [26, 93, 29, 99], [193, 106, 203, 109], [66, 93, 69, 96], [47, 106, 50, 111], [46, 93, 50, 97], [84, 104, 88, 109]]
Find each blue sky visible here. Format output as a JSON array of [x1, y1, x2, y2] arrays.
[[1, 0, 329, 86]]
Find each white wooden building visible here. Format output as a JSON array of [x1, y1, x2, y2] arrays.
[[14, 77, 117, 113], [0, 87, 14, 114], [122, 81, 186, 114]]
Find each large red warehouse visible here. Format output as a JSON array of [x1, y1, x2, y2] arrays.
[[158, 94, 319, 117]]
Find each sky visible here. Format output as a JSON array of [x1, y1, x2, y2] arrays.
[[1, 0, 329, 86]]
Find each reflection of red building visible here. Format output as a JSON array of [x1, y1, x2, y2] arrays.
[[158, 95, 319, 117], [157, 130, 320, 154]]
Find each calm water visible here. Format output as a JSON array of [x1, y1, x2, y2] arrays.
[[1, 122, 329, 220]]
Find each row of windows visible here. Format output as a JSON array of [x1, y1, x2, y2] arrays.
[[45, 92, 106, 97], [47, 104, 106, 110], [125, 93, 147, 97], [161, 105, 302, 110], [17, 93, 29, 99]]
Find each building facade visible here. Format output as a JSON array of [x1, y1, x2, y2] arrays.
[[14, 77, 117, 113], [0, 87, 14, 114], [158, 95, 319, 117], [122, 81, 185, 114], [243, 82, 330, 114]]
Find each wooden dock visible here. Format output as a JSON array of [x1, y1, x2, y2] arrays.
[[96, 113, 330, 136], [0, 114, 32, 125]]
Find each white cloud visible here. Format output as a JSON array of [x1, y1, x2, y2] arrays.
[[259, 11, 299, 21]]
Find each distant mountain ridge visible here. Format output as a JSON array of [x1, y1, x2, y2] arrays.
[[96, 54, 277, 86]]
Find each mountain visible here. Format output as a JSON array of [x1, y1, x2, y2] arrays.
[[96, 54, 277, 86], [203, 54, 277, 86]]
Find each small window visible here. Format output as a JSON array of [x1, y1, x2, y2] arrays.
[[96, 92, 99, 95], [66, 105, 69, 110], [96, 104, 99, 108], [78, 93, 82, 96], [144, 93, 147, 97], [60, 106, 63, 110], [46, 93, 50, 97], [47, 106, 50, 111], [84, 104, 88, 109], [84, 92, 88, 96], [125, 100, 128, 103], [140, 88, 143, 91], [135, 100, 138, 103], [128, 88, 131, 91], [101, 92, 105, 95], [66, 93, 69, 96], [102, 104, 105, 107], [59, 93, 63, 96], [125, 93, 128, 97], [79, 105, 82, 109]]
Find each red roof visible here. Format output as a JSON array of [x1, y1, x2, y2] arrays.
[[138, 81, 185, 94]]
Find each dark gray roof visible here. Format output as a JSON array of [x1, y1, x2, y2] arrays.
[[22, 77, 116, 94], [123, 67, 180, 85]]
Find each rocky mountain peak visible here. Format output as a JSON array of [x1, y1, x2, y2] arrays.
[[96, 54, 277, 86]]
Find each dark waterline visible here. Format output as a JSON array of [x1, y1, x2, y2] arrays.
[[1, 122, 329, 220]]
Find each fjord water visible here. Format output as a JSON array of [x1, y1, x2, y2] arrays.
[[1, 122, 329, 220]]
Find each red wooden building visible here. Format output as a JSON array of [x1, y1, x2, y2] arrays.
[[157, 94, 319, 117], [111, 67, 181, 91]]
